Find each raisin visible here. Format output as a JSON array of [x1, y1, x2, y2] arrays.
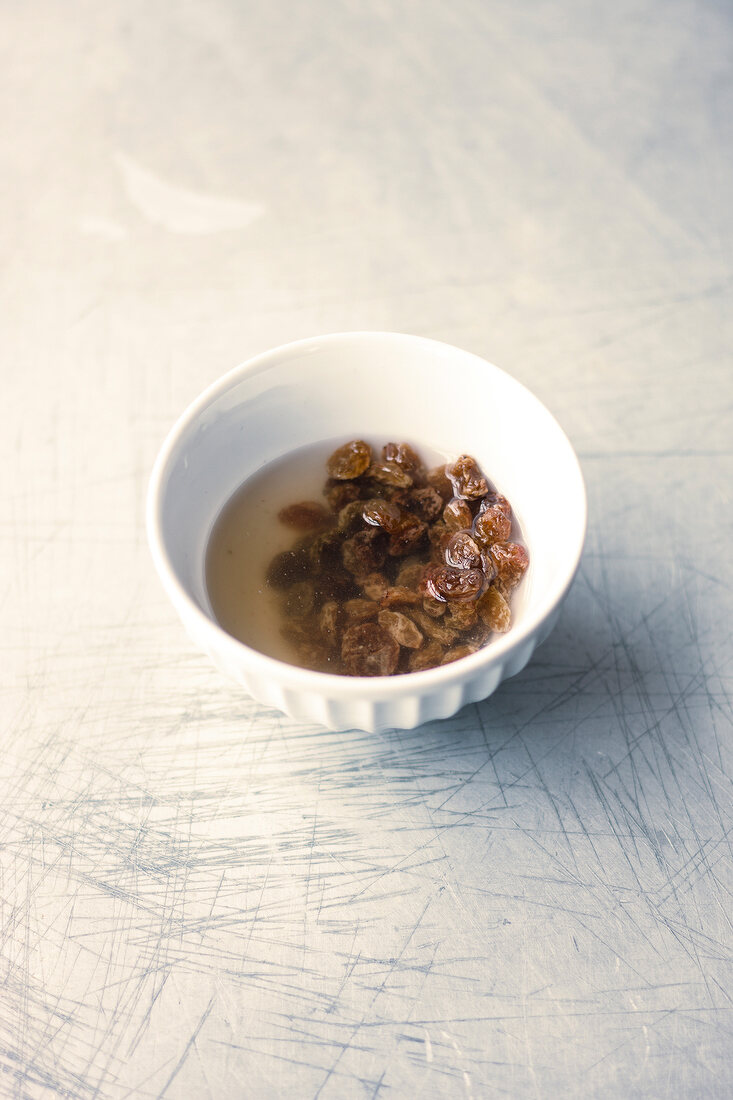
[[388, 513, 427, 557], [407, 486, 444, 523], [428, 521, 452, 559], [381, 585, 421, 608], [325, 479, 364, 511], [441, 644, 478, 665], [341, 622, 399, 676], [266, 547, 312, 588], [342, 528, 387, 576], [362, 498, 403, 533], [361, 572, 389, 601], [427, 464, 453, 502], [444, 530, 482, 570], [447, 602, 478, 630], [422, 563, 485, 603], [319, 601, 342, 646], [378, 609, 423, 649], [412, 611, 460, 646], [283, 580, 315, 618], [409, 640, 445, 671], [443, 498, 473, 531], [477, 586, 512, 632], [343, 597, 379, 623], [278, 501, 331, 530], [367, 461, 413, 489], [446, 455, 489, 500], [486, 541, 529, 592], [315, 572, 360, 604], [474, 500, 512, 546], [396, 561, 426, 589], [338, 499, 368, 532], [327, 440, 371, 480], [309, 531, 342, 573], [382, 442, 423, 476], [422, 595, 447, 618]]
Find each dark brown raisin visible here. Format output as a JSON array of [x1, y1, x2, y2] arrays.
[[486, 541, 529, 592], [341, 622, 400, 676], [342, 528, 387, 576], [314, 572, 360, 604], [427, 465, 453, 502], [338, 500, 368, 532], [422, 563, 485, 604], [446, 455, 489, 500], [327, 440, 371, 480], [362, 498, 403, 533], [266, 547, 312, 588], [367, 461, 413, 489], [324, 479, 364, 511], [444, 530, 482, 570], [309, 531, 342, 573], [443, 498, 473, 531], [378, 609, 423, 649], [278, 501, 331, 530], [477, 586, 512, 632], [407, 486, 443, 523]]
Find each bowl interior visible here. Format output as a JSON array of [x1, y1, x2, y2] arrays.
[[152, 333, 585, 649]]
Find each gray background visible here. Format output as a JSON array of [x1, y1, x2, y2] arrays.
[[2, 1, 732, 1097]]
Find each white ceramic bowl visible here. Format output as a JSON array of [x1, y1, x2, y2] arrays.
[[147, 332, 586, 732]]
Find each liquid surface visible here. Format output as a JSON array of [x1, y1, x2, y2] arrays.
[[206, 438, 447, 666]]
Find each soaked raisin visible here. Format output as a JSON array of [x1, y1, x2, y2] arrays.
[[474, 500, 512, 545], [409, 640, 445, 671], [427, 465, 453, 502], [382, 442, 423, 475], [378, 609, 423, 649], [422, 595, 447, 618], [412, 611, 460, 646], [362, 498, 403, 532], [477, 586, 512, 632], [486, 541, 529, 593], [443, 498, 473, 531], [266, 548, 312, 588], [343, 598, 379, 623], [381, 585, 421, 609], [407, 486, 443, 523], [396, 561, 426, 589], [441, 644, 478, 665], [367, 461, 413, 489], [447, 602, 478, 630], [327, 440, 371, 480], [423, 563, 485, 603], [444, 531, 482, 570], [342, 528, 387, 576], [361, 572, 389, 601], [325, 479, 364, 511], [319, 601, 342, 646], [338, 499, 369, 532], [309, 531, 342, 574], [341, 622, 400, 676], [446, 455, 489, 500], [388, 513, 427, 557], [428, 521, 452, 559], [278, 501, 331, 530], [283, 580, 315, 619]]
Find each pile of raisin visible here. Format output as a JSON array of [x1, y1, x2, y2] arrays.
[[266, 440, 529, 676]]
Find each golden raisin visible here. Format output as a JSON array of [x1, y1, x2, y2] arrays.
[[327, 440, 371, 480]]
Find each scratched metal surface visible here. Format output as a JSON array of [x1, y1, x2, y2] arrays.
[[2, 1, 732, 1097]]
